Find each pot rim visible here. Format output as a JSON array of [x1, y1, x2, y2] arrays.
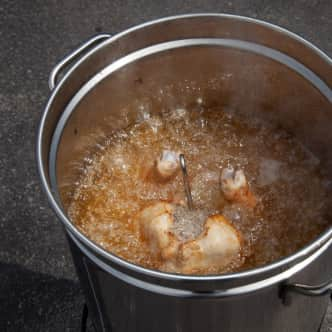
[[37, 13, 332, 284]]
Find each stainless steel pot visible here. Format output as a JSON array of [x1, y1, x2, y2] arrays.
[[37, 14, 332, 332]]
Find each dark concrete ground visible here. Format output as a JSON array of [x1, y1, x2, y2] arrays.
[[0, 0, 331, 331]]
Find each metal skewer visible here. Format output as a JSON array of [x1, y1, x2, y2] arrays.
[[179, 154, 194, 210]]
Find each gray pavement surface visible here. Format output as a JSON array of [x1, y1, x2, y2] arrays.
[[0, 0, 331, 331]]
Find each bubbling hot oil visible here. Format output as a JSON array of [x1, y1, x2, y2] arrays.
[[68, 106, 332, 274]]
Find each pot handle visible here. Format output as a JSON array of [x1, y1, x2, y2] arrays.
[[282, 278, 332, 305], [285, 279, 332, 297], [48, 34, 111, 91]]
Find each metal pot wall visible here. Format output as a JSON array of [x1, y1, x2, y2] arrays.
[[37, 14, 332, 332]]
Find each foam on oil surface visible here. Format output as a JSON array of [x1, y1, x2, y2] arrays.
[[68, 104, 332, 274]]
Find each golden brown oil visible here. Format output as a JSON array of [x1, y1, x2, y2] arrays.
[[68, 106, 332, 275]]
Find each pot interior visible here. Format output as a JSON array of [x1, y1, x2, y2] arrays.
[[52, 41, 332, 214]]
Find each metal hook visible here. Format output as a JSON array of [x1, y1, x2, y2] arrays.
[[179, 154, 194, 210]]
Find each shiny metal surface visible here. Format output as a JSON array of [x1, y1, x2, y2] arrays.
[[37, 14, 332, 331], [70, 234, 332, 332], [179, 154, 194, 210], [46, 36, 332, 289], [286, 279, 332, 297], [48, 34, 111, 90]]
